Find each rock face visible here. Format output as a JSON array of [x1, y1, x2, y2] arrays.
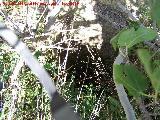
[[93, 1, 128, 77], [94, 2, 127, 29], [58, 1, 129, 95]]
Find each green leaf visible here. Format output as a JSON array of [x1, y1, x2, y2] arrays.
[[137, 49, 153, 76], [34, 50, 41, 59], [138, 49, 160, 92], [122, 64, 148, 98], [118, 28, 134, 47], [150, 0, 160, 27], [128, 20, 140, 30], [118, 27, 157, 48], [108, 97, 121, 111], [44, 63, 52, 70], [113, 64, 124, 84], [111, 27, 157, 49], [136, 27, 157, 40], [110, 29, 127, 50], [153, 60, 160, 71], [113, 64, 148, 98], [152, 68, 160, 92]]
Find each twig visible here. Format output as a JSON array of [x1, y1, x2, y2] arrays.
[[117, 2, 138, 21], [8, 59, 24, 120], [145, 102, 160, 108], [89, 90, 105, 120], [149, 113, 160, 116], [44, 0, 62, 32], [0, 10, 22, 34], [139, 99, 152, 120], [38, 45, 78, 50]]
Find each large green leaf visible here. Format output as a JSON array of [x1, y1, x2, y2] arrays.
[[150, 0, 160, 27], [113, 64, 124, 84], [117, 28, 134, 48], [110, 27, 157, 49], [122, 64, 149, 98], [138, 49, 160, 93], [110, 29, 127, 50], [113, 64, 148, 98], [137, 49, 153, 76], [118, 27, 157, 48]]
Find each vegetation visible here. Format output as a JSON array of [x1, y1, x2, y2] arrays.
[[0, 0, 160, 120]]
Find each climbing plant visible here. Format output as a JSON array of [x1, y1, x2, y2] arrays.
[[111, 0, 160, 119]]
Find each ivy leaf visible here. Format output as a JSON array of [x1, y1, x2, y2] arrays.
[[113, 64, 148, 98], [150, 0, 160, 27], [111, 27, 157, 49]]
